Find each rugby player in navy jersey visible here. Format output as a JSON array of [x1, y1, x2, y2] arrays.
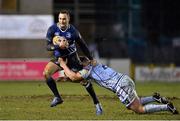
[[43, 9, 102, 115], [59, 56, 179, 114]]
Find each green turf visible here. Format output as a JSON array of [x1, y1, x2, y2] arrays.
[[0, 81, 180, 120]]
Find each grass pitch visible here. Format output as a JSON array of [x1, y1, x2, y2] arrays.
[[0, 81, 180, 120]]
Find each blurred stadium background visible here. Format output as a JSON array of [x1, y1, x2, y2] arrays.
[[0, 0, 180, 119], [1, 0, 180, 82]]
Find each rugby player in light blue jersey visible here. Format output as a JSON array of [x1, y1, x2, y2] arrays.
[[43, 9, 102, 115], [59, 56, 179, 114]]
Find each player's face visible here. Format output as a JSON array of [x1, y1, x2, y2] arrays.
[[58, 13, 70, 30]]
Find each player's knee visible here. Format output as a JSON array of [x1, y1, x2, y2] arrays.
[[130, 106, 145, 114], [128, 102, 145, 114], [43, 69, 51, 80]]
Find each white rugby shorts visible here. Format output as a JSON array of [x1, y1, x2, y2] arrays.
[[116, 75, 138, 107]]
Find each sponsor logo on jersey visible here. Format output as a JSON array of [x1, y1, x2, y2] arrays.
[[54, 32, 60, 36], [66, 32, 71, 38]]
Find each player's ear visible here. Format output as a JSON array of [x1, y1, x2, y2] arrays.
[[67, 12, 70, 21], [68, 16, 70, 21]]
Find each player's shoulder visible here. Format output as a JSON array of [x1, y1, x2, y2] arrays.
[[69, 24, 79, 32], [49, 23, 58, 29], [69, 24, 76, 29]]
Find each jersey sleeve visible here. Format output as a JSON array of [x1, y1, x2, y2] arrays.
[[46, 26, 54, 43], [46, 25, 59, 51], [75, 31, 93, 60]]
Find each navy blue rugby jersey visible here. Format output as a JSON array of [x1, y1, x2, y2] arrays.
[[46, 23, 93, 59]]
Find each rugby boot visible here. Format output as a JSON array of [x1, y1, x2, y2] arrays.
[[167, 102, 179, 114], [153, 92, 169, 104], [50, 97, 63, 107], [95, 103, 103, 115]]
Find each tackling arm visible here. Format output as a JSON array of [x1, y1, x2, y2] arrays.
[[58, 58, 83, 81]]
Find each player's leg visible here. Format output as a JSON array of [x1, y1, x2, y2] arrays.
[[116, 75, 178, 114], [43, 61, 63, 107], [140, 92, 169, 105], [127, 97, 144, 113], [152, 92, 169, 104], [140, 93, 178, 114], [67, 53, 103, 115], [129, 97, 179, 114], [82, 81, 103, 115], [117, 86, 178, 114]]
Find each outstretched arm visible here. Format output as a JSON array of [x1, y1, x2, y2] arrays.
[[58, 58, 83, 81], [76, 33, 93, 60]]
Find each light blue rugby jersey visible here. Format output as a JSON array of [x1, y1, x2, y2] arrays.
[[79, 63, 125, 92]]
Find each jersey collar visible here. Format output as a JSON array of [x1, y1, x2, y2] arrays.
[[57, 23, 70, 32]]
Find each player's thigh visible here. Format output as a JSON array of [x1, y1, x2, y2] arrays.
[[116, 85, 136, 106], [43, 61, 61, 79], [116, 75, 145, 113]]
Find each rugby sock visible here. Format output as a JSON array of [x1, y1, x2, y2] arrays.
[[46, 77, 61, 99], [85, 82, 99, 104], [140, 96, 155, 105], [144, 104, 168, 113]]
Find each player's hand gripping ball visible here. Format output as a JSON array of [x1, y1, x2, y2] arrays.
[[53, 36, 69, 49]]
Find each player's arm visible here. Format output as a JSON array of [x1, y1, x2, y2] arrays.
[[76, 32, 93, 60], [46, 26, 59, 51], [58, 58, 83, 81]]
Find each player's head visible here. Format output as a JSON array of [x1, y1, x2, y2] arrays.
[[58, 9, 70, 30], [79, 56, 90, 66]]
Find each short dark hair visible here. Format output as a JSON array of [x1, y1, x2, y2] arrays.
[[59, 9, 70, 18], [79, 56, 90, 63]]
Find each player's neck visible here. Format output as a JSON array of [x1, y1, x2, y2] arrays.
[[57, 23, 69, 32]]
